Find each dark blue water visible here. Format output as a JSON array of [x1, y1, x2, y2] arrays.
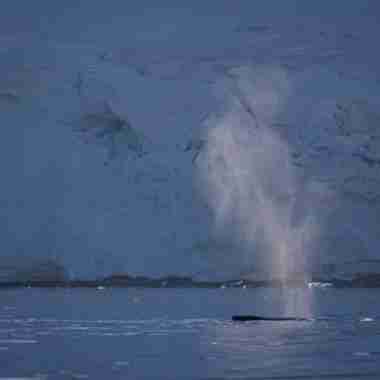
[[1, 287, 380, 379]]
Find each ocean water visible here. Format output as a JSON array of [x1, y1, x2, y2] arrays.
[[1, 287, 380, 379]]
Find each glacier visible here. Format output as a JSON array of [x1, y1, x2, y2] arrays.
[[1, 0, 380, 281]]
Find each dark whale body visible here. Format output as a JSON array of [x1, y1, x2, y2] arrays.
[[232, 315, 309, 322]]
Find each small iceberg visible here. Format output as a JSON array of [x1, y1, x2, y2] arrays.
[[307, 282, 333, 289], [360, 317, 374, 322], [354, 351, 371, 357]]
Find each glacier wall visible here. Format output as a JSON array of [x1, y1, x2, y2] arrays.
[[1, 1, 380, 280]]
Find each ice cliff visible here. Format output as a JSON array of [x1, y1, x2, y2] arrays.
[[1, 1, 380, 280]]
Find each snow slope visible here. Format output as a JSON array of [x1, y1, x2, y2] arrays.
[[1, 1, 380, 280]]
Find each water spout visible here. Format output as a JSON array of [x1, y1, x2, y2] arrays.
[[198, 66, 317, 317]]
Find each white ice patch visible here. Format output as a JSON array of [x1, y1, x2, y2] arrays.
[[0, 339, 37, 344], [353, 352, 371, 357], [360, 317, 375, 322], [307, 282, 333, 288]]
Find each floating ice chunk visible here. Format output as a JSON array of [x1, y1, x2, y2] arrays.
[[0, 378, 44, 380], [57, 371, 88, 379], [360, 317, 374, 322], [114, 361, 130, 367], [354, 352, 371, 357], [307, 282, 333, 288], [71, 374, 89, 379], [0, 339, 37, 344]]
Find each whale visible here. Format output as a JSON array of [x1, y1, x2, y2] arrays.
[[232, 315, 310, 322]]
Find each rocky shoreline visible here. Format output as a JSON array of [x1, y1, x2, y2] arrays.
[[2, 273, 380, 289]]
